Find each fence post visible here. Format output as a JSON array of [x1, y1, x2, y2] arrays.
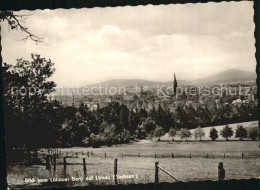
[[83, 158, 87, 176], [28, 151, 31, 163], [190, 153, 191, 159], [241, 153, 243, 159], [76, 152, 78, 158], [34, 150, 38, 161], [218, 162, 225, 180], [46, 155, 51, 170], [82, 151, 84, 155], [172, 153, 174, 158], [114, 159, 118, 184], [87, 152, 89, 158], [155, 162, 159, 183], [63, 157, 67, 175], [206, 153, 208, 158], [105, 153, 106, 158], [155, 153, 156, 158], [53, 154, 56, 173]]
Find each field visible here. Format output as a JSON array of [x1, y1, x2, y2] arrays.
[[7, 121, 260, 189]]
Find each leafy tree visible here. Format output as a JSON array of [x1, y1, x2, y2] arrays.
[[193, 126, 205, 141], [179, 128, 192, 141], [142, 117, 156, 141], [247, 126, 259, 141], [154, 126, 165, 141], [235, 125, 247, 141], [120, 129, 131, 143], [3, 54, 57, 155], [103, 124, 117, 146], [168, 128, 177, 141], [149, 106, 157, 121], [209, 127, 218, 141], [128, 111, 139, 134], [220, 125, 234, 141]]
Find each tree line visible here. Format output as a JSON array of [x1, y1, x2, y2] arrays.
[[167, 125, 258, 142]]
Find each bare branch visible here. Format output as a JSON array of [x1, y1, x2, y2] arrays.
[[0, 11, 45, 44]]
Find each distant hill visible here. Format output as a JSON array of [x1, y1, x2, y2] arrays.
[[191, 69, 256, 85], [54, 69, 256, 96], [92, 79, 188, 88], [90, 69, 256, 87]]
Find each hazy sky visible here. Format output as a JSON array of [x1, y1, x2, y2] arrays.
[[1, 1, 256, 87]]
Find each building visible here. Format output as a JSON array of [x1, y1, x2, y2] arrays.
[[232, 99, 242, 105]]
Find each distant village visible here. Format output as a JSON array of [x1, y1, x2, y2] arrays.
[[52, 75, 258, 114]]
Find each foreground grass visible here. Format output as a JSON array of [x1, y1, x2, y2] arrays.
[[7, 156, 260, 188]]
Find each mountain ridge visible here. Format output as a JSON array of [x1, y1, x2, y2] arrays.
[[87, 69, 256, 87]]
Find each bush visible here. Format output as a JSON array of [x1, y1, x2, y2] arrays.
[[247, 126, 259, 141], [235, 124, 247, 140], [220, 125, 233, 141], [209, 127, 218, 141]]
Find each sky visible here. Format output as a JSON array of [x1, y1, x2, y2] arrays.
[[1, 1, 256, 87]]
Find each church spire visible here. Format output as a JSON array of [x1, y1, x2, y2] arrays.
[[173, 73, 178, 96]]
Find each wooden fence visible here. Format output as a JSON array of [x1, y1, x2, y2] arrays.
[[44, 148, 259, 159], [45, 154, 230, 184], [95, 152, 256, 159]]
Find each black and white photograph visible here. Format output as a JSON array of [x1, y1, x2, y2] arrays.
[[1, 1, 259, 189]]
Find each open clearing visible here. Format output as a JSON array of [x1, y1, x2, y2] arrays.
[[7, 121, 260, 188]]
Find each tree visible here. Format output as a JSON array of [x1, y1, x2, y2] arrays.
[[142, 117, 156, 141], [247, 126, 259, 141], [154, 126, 165, 141], [235, 125, 247, 141], [3, 54, 57, 155], [220, 125, 234, 141], [103, 124, 117, 146], [209, 127, 218, 141], [168, 128, 177, 141], [179, 128, 192, 141], [120, 129, 131, 143], [193, 126, 205, 141]]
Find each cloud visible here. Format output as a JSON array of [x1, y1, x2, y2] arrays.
[[1, 1, 256, 87]]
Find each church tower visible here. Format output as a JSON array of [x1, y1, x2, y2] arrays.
[[173, 73, 178, 96]]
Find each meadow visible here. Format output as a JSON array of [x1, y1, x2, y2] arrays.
[[7, 121, 260, 189]]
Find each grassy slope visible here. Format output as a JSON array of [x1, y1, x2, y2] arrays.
[[59, 120, 259, 156]]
